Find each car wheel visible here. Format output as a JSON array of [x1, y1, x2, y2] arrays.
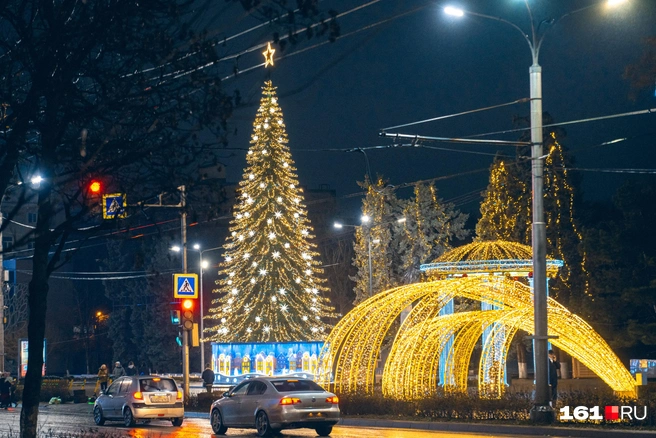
[[171, 417, 184, 427], [123, 407, 135, 427], [93, 406, 105, 426], [211, 409, 228, 434], [315, 425, 333, 436], [255, 410, 273, 437]]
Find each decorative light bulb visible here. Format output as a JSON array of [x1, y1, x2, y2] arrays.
[[248, 150, 253, 155], [283, 162, 288, 168], [260, 182, 265, 188], [250, 278, 256, 284], [278, 120, 283, 125], [271, 296, 277, 302], [229, 272, 235, 277], [305, 269, 311, 275], [264, 326, 271, 332], [231, 288, 238, 295], [225, 256, 233, 262], [253, 135, 259, 141], [227, 280, 233, 285], [267, 218, 272, 224], [279, 288, 286, 295], [249, 174, 255, 180], [221, 318, 226, 323], [247, 327, 252, 333], [252, 261, 258, 267], [259, 269, 267, 276], [274, 211, 282, 218], [249, 231, 255, 237], [296, 277, 301, 284], [281, 304, 288, 311], [276, 197, 283, 203], [272, 251, 280, 259], [255, 316, 261, 322], [243, 253, 250, 259], [302, 316, 308, 321], [268, 232, 276, 240], [284, 243, 290, 249], [231, 231, 237, 236], [294, 213, 299, 218]]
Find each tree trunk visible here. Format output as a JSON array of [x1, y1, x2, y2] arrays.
[[516, 341, 528, 379], [20, 185, 53, 438]]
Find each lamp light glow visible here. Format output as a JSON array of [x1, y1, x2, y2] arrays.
[[444, 6, 465, 17]]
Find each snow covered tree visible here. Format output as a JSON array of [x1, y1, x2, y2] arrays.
[[397, 183, 469, 283], [351, 176, 400, 304], [206, 80, 334, 343]]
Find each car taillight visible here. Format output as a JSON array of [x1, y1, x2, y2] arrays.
[[325, 396, 339, 404], [177, 391, 183, 400], [133, 392, 143, 400], [280, 397, 302, 405]]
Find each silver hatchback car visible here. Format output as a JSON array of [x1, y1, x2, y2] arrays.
[[93, 376, 184, 427], [210, 377, 340, 437]]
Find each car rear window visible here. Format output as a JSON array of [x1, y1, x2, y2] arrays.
[[139, 378, 177, 392], [271, 380, 325, 392]]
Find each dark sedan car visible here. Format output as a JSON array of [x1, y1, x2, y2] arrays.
[[210, 377, 340, 437]]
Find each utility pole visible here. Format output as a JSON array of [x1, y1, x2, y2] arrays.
[[180, 186, 190, 401], [141, 185, 190, 399], [0, 216, 4, 374]]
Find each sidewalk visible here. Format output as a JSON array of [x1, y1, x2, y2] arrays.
[[184, 410, 656, 437]]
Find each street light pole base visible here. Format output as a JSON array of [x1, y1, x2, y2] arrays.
[[530, 404, 555, 423]]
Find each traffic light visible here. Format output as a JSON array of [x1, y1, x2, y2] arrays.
[[170, 310, 180, 325], [89, 180, 102, 194], [181, 299, 194, 330]]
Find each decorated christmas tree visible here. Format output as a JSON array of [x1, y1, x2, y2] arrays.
[[206, 80, 334, 343]]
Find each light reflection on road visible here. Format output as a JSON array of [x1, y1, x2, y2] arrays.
[[0, 409, 559, 438]]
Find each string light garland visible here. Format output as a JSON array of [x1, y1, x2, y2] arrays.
[[206, 80, 335, 342], [317, 241, 636, 399]]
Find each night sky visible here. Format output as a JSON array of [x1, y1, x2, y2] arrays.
[[210, 0, 655, 219]]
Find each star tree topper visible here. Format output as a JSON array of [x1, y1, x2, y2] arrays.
[[263, 42, 275, 67]]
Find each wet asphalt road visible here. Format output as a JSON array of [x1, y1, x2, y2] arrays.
[[0, 405, 550, 438]]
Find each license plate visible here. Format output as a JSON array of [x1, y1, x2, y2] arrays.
[[150, 395, 168, 403]]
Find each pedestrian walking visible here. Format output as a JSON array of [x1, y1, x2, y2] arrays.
[[548, 349, 561, 406], [113, 361, 126, 378], [201, 364, 215, 393], [0, 373, 11, 409], [97, 364, 109, 392], [126, 361, 138, 376]]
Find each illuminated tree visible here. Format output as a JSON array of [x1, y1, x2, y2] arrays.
[[397, 183, 468, 283], [351, 176, 399, 304], [476, 120, 588, 308], [475, 158, 530, 243], [206, 80, 334, 342]]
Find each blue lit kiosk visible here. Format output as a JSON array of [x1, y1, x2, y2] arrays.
[[419, 241, 563, 394], [211, 340, 324, 386]]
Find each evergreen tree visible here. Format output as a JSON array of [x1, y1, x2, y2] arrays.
[[475, 116, 587, 308], [351, 176, 399, 304], [397, 183, 469, 283], [475, 158, 530, 243], [206, 81, 334, 343]]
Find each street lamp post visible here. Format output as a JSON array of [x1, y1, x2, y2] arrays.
[[444, 0, 627, 422], [334, 215, 404, 300]]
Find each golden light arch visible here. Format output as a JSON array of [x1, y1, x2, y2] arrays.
[[317, 241, 637, 399]]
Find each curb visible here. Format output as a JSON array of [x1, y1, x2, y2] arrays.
[[184, 412, 655, 437]]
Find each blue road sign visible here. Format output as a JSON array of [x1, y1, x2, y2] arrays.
[[102, 193, 127, 219], [174, 273, 198, 299]]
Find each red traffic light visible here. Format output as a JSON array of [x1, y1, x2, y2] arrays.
[[89, 180, 102, 194], [182, 299, 194, 310]]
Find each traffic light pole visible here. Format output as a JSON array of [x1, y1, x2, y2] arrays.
[[141, 186, 190, 400], [180, 186, 191, 401]]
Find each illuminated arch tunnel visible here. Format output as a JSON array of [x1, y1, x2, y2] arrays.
[[316, 242, 636, 399]]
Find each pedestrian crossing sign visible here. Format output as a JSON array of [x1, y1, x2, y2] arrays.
[[102, 193, 127, 219], [174, 273, 198, 298]]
